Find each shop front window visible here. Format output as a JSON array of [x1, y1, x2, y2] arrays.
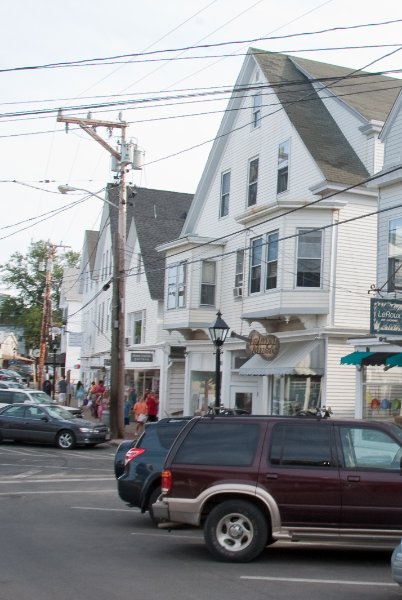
[[190, 371, 215, 415], [363, 366, 402, 420], [272, 375, 321, 415]]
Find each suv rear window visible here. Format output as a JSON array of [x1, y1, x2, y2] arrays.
[[270, 423, 333, 467], [172, 421, 260, 466], [138, 420, 188, 451]]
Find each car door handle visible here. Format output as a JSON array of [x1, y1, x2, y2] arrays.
[[347, 475, 360, 482], [266, 473, 278, 480]]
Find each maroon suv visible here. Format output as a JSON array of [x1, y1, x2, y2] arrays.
[[153, 414, 402, 562]]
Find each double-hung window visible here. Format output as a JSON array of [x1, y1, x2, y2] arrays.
[[252, 93, 262, 128], [129, 310, 145, 345], [250, 231, 279, 294], [388, 217, 402, 292], [235, 249, 244, 289], [200, 261, 216, 306], [277, 140, 290, 194], [266, 231, 279, 290], [296, 229, 322, 287], [167, 262, 187, 309], [248, 158, 259, 207], [250, 238, 263, 293], [220, 171, 230, 218]]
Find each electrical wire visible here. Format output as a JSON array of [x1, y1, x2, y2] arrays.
[[2, 17, 401, 74]]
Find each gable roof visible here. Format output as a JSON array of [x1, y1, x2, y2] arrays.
[[107, 185, 193, 300], [253, 50, 372, 186], [289, 54, 402, 122]]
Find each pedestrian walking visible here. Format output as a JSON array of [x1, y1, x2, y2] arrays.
[[42, 378, 52, 397], [145, 389, 159, 422], [75, 381, 85, 407], [133, 395, 148, 435], [58, 375, 67, 405]]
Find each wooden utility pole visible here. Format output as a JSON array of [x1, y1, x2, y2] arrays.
[[38, 244, 55, 390], [57, 112, 129, 439]]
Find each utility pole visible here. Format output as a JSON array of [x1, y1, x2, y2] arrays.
[[38, 243, 71, 392], [38, 244, 55, 390], [57, 112, 132, 439]]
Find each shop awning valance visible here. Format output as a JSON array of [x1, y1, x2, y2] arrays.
[[239, 340, 324, 377], [340, 351, 373, 365], [385, 353, 402, 367], [340, 351, 397, 366]]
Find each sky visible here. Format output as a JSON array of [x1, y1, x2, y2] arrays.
[[1, 0, 402, 271]]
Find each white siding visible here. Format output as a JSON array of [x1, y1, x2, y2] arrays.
[[326, 338, 357, 418]]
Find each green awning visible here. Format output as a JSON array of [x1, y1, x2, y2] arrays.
[[341, 351, 397, 366], [340, 351, 373, 365], [385, 353, 402, 367]]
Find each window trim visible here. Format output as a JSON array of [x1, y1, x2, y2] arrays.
[[388, 216, 402, 292], [252, 93, 262, 128], [277, 139, 290, 195], [249, 231, 279, 295], [167, 261, 187, 310], [220, 170, 230, 218], [200, 260, 216, 307], [296, 228, 323, 288], [247, 157, 259, 207]]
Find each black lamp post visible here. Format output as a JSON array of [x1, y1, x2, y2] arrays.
[[208, 311, 230, 410]]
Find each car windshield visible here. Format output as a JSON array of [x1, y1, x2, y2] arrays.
[[29, 392, 56, 404], [44, 405, 75, 420]]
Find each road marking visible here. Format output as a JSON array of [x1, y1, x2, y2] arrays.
[[130, 531, 202, 540], [0, 463, 111, 472], [0, 476, 114, 484], [71, 506, 138, 512], [241, 576, 398, 587]]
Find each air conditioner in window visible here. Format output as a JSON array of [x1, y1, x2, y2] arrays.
[[233, 286, 243, 298]]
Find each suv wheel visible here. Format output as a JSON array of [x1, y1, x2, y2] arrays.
[[204, 500, 268, 563]]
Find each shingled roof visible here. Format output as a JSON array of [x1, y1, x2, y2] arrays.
[[252, 49, 402, 186], [107, 185, 193, 300]]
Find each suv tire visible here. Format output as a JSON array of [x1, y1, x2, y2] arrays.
[[204, 499, 268, 562]]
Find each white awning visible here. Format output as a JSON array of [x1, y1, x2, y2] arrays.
[[239, 340, 324, 376]]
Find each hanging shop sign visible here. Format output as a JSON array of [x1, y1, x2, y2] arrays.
[[370, 298, 402, 335], [246, 330, 280, 361]]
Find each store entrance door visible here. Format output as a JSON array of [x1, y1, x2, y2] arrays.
[[230, 386, 256, 414]]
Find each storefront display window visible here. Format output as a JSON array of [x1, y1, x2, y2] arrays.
[[272, 375, 321, 415], [363, 366, 402, 420], [190, 370, 215, 414]]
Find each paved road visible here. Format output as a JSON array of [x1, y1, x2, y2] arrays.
[[0, 441, 398, 600]]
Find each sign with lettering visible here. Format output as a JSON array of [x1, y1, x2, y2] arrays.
[[370, 298, 402, 334], [246, 330, 280, 361], [131, 352, 153, 363]]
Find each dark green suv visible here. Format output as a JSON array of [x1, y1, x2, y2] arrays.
[[153, 414, 402, 562]]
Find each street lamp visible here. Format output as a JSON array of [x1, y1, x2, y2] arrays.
[[208, 311, 230, 410], [58, 183, 125, 439]]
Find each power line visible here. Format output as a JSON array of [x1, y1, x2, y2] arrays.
[[2, 17, 401, 74]]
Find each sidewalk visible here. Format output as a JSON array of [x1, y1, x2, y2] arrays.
[[80, 405, 137, 446]]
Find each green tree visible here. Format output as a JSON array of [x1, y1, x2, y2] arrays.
[[0, 241, 80, 351]]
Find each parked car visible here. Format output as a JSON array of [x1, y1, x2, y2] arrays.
[[392, 540, 402, 585], [0, 388, 82, 417], [0, 403, 110, 449], [153, 413, 402, 562], [0, 382, 25, 389], [115, 417, 192, 523], [0, 369, 23, 384]]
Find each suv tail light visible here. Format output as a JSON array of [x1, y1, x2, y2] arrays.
[[124, 447, 145, 466], [161, 469, 172, 494]]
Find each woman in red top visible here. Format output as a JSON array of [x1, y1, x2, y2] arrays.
[[145, 390, 159, 422]]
